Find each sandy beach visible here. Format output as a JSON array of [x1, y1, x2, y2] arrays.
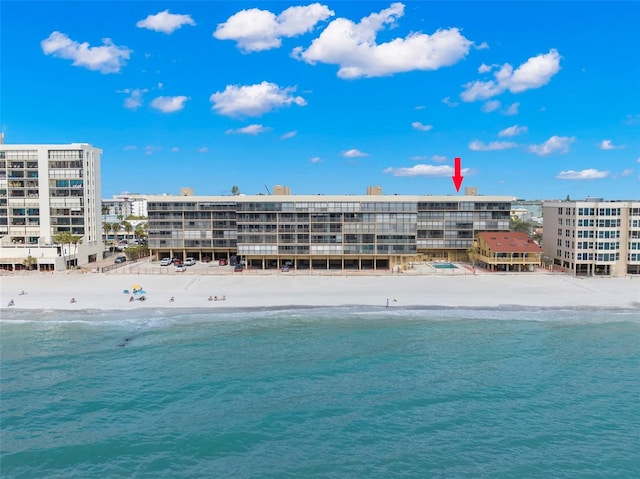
[[1, 268, 638, 312]]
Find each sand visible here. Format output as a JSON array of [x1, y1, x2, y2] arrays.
[[1, 269, 638, 312]]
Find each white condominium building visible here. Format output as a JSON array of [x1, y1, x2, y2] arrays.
[[0, 143, 103, 271], [543, 199, 640, 277]]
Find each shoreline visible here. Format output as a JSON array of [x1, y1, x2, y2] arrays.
[[1, 271, 638, 313]]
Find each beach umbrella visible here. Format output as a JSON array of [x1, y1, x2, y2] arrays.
[[131, 284, 141, 290]]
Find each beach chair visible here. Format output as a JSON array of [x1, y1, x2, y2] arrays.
[[123, 289, 129, 294]]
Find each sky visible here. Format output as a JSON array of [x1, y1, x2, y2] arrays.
[[1, 1, 639, 200]]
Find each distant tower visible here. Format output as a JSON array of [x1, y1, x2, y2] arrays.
[[465, 186, 478, 196], [273, 185, 291, 195], [367, 185, 382, 195]]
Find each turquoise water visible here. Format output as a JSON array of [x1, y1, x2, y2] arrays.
[[432, 262, 458, 269], [1, 307, 639, 478]]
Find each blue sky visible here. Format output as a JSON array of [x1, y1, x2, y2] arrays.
[[2, 1, 639, 200]]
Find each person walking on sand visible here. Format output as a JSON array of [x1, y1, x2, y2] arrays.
[[170, 296, 174, 302], [70, 297, 76, 303], [386, 298, 389, 308]]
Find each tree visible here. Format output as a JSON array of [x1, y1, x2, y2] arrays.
[[103, 222, 111, 245], [134, 222, 147, 241], [510, 216, 531, 233], [467, 244, 480, 267], [122, 221, 132, 240], [231, 185, 240, 196], [53, 231, 74, 269], [23, 255, 37, 271], [111, 222, 122, 242]]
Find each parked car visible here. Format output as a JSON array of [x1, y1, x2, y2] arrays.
[[114, 255, 127, 264], [173, 258, 183, 266], [218, 259, 227, 266], [184, 257, 196, 266], [175, 265, 186, 272], [233, 265, 244, 272], [160, 257, 172, 266]]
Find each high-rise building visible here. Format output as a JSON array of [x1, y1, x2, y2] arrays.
[[543, 199, 640, 276], [0, 143, 103, 270], [147, 193, 513, 270]]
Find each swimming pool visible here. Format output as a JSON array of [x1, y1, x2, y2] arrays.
[[431, 262, 458, 269]]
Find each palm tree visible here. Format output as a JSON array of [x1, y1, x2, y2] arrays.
[[111, 222, 122, 243], [122, 221, 132, 241], [231, 185, 240, 196], [53, 231, 74, 269], [467, 244, 480, 267], [23, 255, 37, 271], [134, 222, 147, 241], [103, 222, 111, 245]]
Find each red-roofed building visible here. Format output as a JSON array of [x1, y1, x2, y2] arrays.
[[473, 232, 542, 272]]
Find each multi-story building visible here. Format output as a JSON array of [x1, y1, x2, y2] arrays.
[[102, 193, 148, 218], [0, 142, 103, 270], [147, 189, 512, 270], [543, 199, 640, 276]]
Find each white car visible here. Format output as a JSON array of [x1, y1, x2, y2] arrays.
[[184, 257, 196, 266], [175, 265, 186, 272], [160, 258, 172, 266]]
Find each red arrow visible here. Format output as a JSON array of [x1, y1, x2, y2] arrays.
[[452, 157, 464, 192]]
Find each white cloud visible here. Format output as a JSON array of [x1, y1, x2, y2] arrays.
[[41, 31, 131, 73], [123, 145, 137, 151], [144, 146, 161, 155], [529, 135, 575, 156], [310, 156, 322, 163], [469, 140, 517, 151], [556, 169, 609, 180], [499, 125, 528, 137], [226, 124, 270, 135], [481, 100, 501, 113], [412, 121, 433, 131], [214, 4, 334, 52], [599, 139, 625, 150], [461, 49, 561, 101], [623, 113, 640, 125], [478, 63, 493, 73], [637, 157, 640, 163], [441, 96, 458, 108], [197, 147, 209, 153], [411, 155, 427, 161], [136, 10, 195, 34], [171, 147, 180, 152], [432, 155, 447, 162], [502, 102, 520, 116], [281, 130, 297, 139], [343, 148, 368, 158], [150, 95, 189, 113], [621, 169, 633, 177], [383, 164, 470, 177], [475, 41, 489, 50], [414, 105, 426, 110], [293, 3, 472, 79], [121, 88, 147, 110], [210, 81, 306, 117]]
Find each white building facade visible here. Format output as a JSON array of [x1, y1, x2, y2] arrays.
[[0, 143, 103, 270], [543, 199, 640, 277]]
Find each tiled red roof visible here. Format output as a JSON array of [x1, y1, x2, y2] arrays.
[[477, 232, 543, 253]]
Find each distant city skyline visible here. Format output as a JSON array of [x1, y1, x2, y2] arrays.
[[2, 1, 638, 199]]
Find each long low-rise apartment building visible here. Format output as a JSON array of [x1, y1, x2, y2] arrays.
[[147, 191, 512, 271]]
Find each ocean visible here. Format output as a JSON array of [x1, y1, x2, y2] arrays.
[[1, 307, 639, 478]]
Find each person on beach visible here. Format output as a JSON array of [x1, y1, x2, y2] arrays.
[[70, 297, 76, 303], [208, 296, 213, 301], [386, 298, 389, 308], [129, 296, 134, 302], [213, 296, 218, 301], [19, 290, 26, 296], [170, 296, 174, 302], [8, 299, 15, 307], [221, 295, 226, 301]]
